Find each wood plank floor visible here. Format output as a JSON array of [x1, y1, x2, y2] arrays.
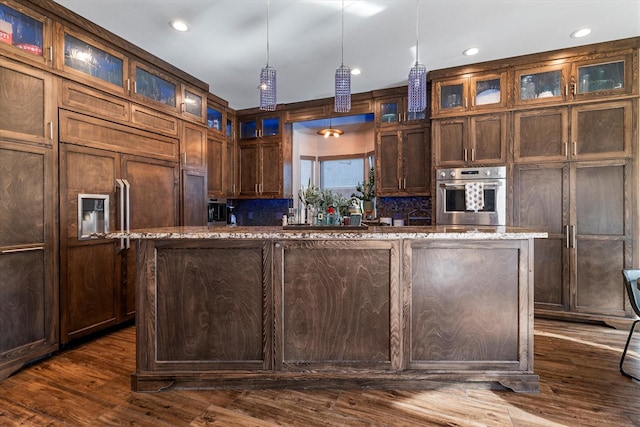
[[0, 318, 638, 426]]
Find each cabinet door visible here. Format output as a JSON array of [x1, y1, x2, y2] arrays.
[[571, 53, 633, 99], [402, 126, 430, 194], [0, 1, 52, 67], [238, 144, 259, 196], [0, 58, 55, 145], [59, 144, 120, 343], [207, 134, 225, 196], [514, 107, 569, 162], [470, 71, 506, 110], [377, 130, 402, 195], [182, 168, 207, 226], [432, 78, 467, 116], [513, 163, 569, 312], [260, 141, 282, 197], [469, 113, 507, 165], [0, 142, 57, 380], [181, 122, 207, 170], [514, 63, 568, 106], [570, 100, 632, 160], [433, 118, 466, 167], [571, 161, 631, 317]]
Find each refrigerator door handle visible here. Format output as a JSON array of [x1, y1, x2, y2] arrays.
[[122, 179, 131, 249], [116, 179, 126, 250]]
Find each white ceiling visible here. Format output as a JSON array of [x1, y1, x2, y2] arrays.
[[53, 0, 640, 111]]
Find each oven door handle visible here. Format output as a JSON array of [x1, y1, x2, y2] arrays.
[[439, 181, 503, 188]]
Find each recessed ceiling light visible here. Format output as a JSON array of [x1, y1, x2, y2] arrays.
[[463, 47, 479, 56], [570, 28, 591, 38], [351, 68, 361, 76], [169, 19, 189, 32]]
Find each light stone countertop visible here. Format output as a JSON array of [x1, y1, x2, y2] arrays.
[[104, 225, 547, 240]]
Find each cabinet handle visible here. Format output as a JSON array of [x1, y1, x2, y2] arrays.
[[565, 225, 570, 248], [464, 149, 468, 162], [116, 179, 126, 251], [471, 97, 475, 107], [126, 79, 130, 93], [572, 225, 576, 249], [563, 142, 568, 158], [133, 81, 137, 94], [182, 152, 187, 164], [572, 141, 577, 156], [49, 122, 53, 141], [403, 178, 406, 189], [48, 46, 53, 62], [571, 83, 577, 96], [464, 97, 468, 109], [564, 84, 568, 98], [1, 246, 44, 254], [471, 148, 476, 162]]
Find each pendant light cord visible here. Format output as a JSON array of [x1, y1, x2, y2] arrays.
[[266, 0, 270, 66], [341, 0, 345, 66], [415, 0, 419, 66]]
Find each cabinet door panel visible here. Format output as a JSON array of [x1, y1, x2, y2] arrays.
[[403, 127, 430, 192], [514, 108, 568, 162], [261, 142, 282, 196], [207, 135, 224, 196], [377, 131, 401, 194], [0, 147, 44, 246], [182, 123, 207, 170], [182, 169, 206, 226], [434, 119, 465, 165], [0, 63, 45, 142], [239, 145, 258, 196], [122, 156, 178, 229], [572, 101, 631, 159], [470, 114, 506, 164], [0, 251, 45, 352], [575, 163, 624, 235], [533, 239, 566, 308], [65, 244, 117, 335]]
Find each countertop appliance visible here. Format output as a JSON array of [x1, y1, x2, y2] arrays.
[[436, 166, 506, 226], [207, 198, 228, 226]]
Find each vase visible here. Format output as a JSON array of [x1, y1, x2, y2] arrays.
[[362, 200, 375, 220]]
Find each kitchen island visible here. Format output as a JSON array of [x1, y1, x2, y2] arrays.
[[113, 225, 546, 393]]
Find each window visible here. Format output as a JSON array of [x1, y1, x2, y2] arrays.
[[320, 156, 364, 198], [300, 156, 315, 188]]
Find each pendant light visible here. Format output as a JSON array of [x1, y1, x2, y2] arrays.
[[335, 0, 351, 113], [259, 0, 277, 111], [317, 118, 344, 139], [408, 0, 427, 113]]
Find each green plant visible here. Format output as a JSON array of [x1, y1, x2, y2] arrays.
[[352, 167, 375, 201]]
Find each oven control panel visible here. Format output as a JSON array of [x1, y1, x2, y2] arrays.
[[437, 166, 506, 181]]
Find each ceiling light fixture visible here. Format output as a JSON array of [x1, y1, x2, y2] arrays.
[[317, 118, 344, 139], [335, 0, 351, 113], [408, 0, 427, 113], [463, 47, 479, 56], [571, 28, 592, 38], [259, 0, 277, 111], [169, 19, 189, 32]]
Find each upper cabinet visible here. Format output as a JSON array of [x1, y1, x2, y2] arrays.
[[0, 0, 52, 67], [181, 85, 206, 124], [514, 51, 634, 106], [239, 113, 281, 141], [375, 95, 427, 127], [432, 70, 507, 116], [56, 25, 128, 96], [131, 61, 178, 111]]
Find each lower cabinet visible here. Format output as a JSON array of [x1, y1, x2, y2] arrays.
[[513, 160, 633, 320], [133, 236, 537, 392], [0, 141, 58, 381]]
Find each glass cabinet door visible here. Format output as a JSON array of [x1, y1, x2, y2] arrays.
[[0, 3, 48, 63], [576, 60, 625, 95], [470, 72, 506, 109], [239, 119, 257, 139], [262, 116, 280, 137], [379, 100, 399, 124], [134, 65, 176, 108], [515, 64, 566, 105], [438, 80, 466, 112], [207, 106, 223, 132], [183, 89, 203, 118], [63, 33, 124, 88]]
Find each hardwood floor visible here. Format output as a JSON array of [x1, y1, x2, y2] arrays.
[[0, 319, 638, 426]]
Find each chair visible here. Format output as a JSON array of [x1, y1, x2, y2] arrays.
[[620, 269, 640, 381]]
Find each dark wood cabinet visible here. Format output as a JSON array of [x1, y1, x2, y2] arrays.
[[514, 101, 632, 163], [180, 122, 207, 224], [0, 58, 58, 381], [59, 126, 179, 343], [432, 71, 507, 117], [514, 160, 633, 319], [433, 112, 507, 167], [0, 140, 57, 381], [376, 125, 430, 196], [238, 140, 282, 198]]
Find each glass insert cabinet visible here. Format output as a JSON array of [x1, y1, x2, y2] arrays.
[[63, 33, 123, 87], [433, 71, 507, 115], [0, 2, 45, 57]]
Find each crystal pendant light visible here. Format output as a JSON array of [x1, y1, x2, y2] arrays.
[[335, 0, 351, 113], [408, 0, 427, 113], [259, 0, 277, 111]]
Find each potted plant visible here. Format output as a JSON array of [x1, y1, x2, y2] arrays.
[[352, 167, 375, 219]]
